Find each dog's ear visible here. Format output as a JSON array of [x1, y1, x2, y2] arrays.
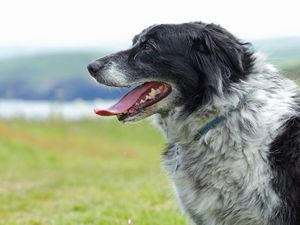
[[189, 23, 246, 84], [183, 23, 253, 114]]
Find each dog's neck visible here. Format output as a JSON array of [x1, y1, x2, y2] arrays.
[[155, 103, 230, 144]]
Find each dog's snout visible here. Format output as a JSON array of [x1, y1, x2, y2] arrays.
[[87, 61, 104, 77]]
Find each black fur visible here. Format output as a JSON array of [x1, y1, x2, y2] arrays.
[[269, 115, 300, 225]]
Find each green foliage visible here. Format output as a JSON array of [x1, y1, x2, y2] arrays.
[[0, 51, 103, 86], [0, 119, 186, 225]]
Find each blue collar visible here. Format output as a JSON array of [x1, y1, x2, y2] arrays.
[[194, 107, 235, 140]]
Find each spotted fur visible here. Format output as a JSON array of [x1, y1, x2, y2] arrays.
[[88, 22, 300, 225]]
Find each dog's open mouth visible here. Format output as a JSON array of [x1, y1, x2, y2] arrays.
[[95, 81, 172, 120]]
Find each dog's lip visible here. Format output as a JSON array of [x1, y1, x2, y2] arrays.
[[94, 81, 172, 117]]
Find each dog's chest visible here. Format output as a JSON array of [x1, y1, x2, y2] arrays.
[[162, 130, 274, 225]]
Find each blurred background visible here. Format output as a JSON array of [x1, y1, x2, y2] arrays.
[[0, 0, 299, 224]]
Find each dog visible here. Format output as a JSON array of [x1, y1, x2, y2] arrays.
[[87, 22, 300, 225]]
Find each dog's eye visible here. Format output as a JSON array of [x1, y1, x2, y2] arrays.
[[133, 43, 155, 60], [141, 44, 154, 54]]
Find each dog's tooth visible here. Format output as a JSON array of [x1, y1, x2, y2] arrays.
[[145, 95, 154, 100], [149, 88, 156, 97], [145, 87, 162, 101]]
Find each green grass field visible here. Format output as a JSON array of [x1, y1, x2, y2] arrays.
[[0, 119, 186, 225]]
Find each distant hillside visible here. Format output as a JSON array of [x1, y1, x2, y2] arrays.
[[0, 51, 101, 84], [0, 37, 299, 101], [253, 37, 300, 67]]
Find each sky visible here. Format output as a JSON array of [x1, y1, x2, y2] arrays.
[[0, 0, 299, 50]]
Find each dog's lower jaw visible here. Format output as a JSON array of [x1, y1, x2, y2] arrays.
[[118, 103, 172, 123], [118, 110, 157, 123]]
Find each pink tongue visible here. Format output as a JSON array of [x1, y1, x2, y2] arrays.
[[95, 82, 157, 116]]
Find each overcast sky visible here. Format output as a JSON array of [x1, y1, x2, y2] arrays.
[[0, 0, 299, 49]]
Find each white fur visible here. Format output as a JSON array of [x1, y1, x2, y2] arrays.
[[101, 62, 129, 87], [155, 54, 299, 225]]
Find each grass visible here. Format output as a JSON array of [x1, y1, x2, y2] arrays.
[[0, 119, 186, 225]]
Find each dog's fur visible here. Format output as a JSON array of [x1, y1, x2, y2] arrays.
[[87, 22, 300, 225]]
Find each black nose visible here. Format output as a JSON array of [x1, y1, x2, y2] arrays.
[[87, 61, 103, 77]]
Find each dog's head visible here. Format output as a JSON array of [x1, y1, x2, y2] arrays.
[[87, 22, 253, 122]]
